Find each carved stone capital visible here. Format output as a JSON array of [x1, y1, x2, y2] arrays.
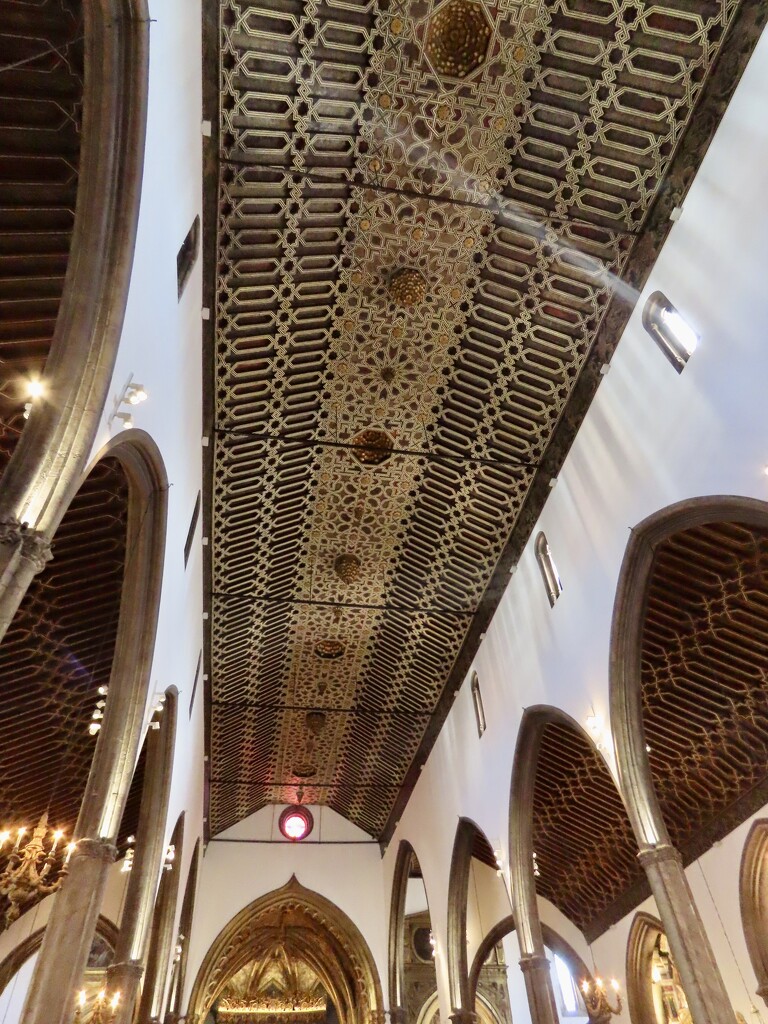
[[107, 959, 145, 982], [449, 1010, 478, 1024], [518, 954, 551, 975], [637, 843, 682, 869], [73, 838, 118, 864], [19, 531, 52, 573]]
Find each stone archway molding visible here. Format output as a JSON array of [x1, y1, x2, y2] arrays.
[[20, 431, 168, 1024], [389, 840, 416, 1023], [610, 495, 768, 1024], [740, 819, 768, 1008], [509, 704, 610, 1024], [446, 817, 498, 1016], [0, 0, 150, 643], [625, 912, 664, 1024], [0, 914, 118, 995], [187, 876, 384, 1024], [467, 914, 593, 1007]]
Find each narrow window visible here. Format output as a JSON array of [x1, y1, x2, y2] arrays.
[[535, 531, 563, 607], [471, 671, 486, 737], [642, 290, 698, 373], [177, 215, 200, 298], [189, 650, 202, 719], [184, 491, 201, 567]]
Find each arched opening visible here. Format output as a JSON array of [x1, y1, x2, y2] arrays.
[[740, 820, 768, 1008], [0, 915, 118, 1018], [626, 913, 692, 1024], [165, 838, 201, 1023], [509, 706, 637, 1023], [468, 917, 595, 1024], [610, 496, 768, 1019], [0, 454, 131, 928], [446, 819, 509, 1015], [0, 0, 149, 645], [388, 843, 436, 1024], [188, 877, 383, 1024]]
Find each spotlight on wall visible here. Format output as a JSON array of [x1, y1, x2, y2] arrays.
[[23, 377, 46, 419], [108, 375, 148, 430]]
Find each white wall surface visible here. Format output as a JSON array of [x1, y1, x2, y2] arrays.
[[381, 24, 768, 1024]]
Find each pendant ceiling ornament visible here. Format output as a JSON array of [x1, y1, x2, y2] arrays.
[[207, 0, 763, 837]]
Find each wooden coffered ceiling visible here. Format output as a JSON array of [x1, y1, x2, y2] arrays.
[[205, 0, 764, 838], [531, 520, 768, 940], [0, 0, 83, 476]]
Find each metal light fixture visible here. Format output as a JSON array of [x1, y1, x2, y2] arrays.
[[108, 374, 148, 430], [0, 816, 76, 927], [580, 977, 622, 1023], [74, 988, 121, 1024]]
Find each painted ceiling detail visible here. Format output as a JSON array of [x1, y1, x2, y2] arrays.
[[208, 0, 760, 837]]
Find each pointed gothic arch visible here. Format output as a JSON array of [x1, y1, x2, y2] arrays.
[[188, 877, 384, 1024], [610, 494, 768, 1024], [740, 819, 768, 1008]]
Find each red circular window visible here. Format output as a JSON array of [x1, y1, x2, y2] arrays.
[[279, 805, 314, 842]]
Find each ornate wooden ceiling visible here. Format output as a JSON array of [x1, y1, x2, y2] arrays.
[[531, 520, 768, 941], [532, 722, 638, 940], [206, 0, 764, 837], [0, 0, 83, 475], [642, 521, 768, 861], [0, 456, 142, 923]]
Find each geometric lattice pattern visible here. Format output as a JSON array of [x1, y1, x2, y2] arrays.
[[0, 457, 128, 836], [642, 521, 768, 859], [209, 0, 752, 836], [0, 0, 84, 476], [532, 722, 639, 938]]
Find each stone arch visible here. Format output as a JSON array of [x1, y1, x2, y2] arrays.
[[188, 876, 384, 1024], [0, 914, 118, 995], [740, 819, 768, 1007], [17, 431, 168, 1024], [508, 704, 637, 1024], [0, 0, 150, 643], [446, 818, 505, 1013], [467, 915, 593, 1007], [625, 913, 665, 1024], [389, 840, 416, 1018], [609, 494, 768, 1024]]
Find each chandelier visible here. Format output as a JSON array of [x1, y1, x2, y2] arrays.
[[74, 989, 121, 1024], [0, 814, 76, 927], [580, 978, 622, 1024]]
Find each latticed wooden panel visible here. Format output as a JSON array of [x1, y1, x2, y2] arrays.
[[643, 521, 768, 856], [0, 0, 84, 476], [209, 0, 762, 836]]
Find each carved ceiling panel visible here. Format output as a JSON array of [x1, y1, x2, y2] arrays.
[[0, 456, 142, 924], [642, 520, 768, 859], [0, 0, 83, 475], [532, 722, 638, 940], [208, 0, 763, 836]]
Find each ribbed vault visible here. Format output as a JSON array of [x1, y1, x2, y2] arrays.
[[206, 0, 765, 837]]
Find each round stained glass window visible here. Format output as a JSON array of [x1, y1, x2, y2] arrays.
[[279, 805, 314, 842]]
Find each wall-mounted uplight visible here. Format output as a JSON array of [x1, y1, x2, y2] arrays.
[[108, 375, 148, 430], [642, 291, 698, 373], [22, 377, 46, 419]]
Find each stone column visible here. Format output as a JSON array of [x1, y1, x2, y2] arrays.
[[108, 700, 177, 1024], [0, 520, 51, 641], [519, 955, 560, 1024], [638, 844, 735, 1024], [19, 839, 116, 1024]]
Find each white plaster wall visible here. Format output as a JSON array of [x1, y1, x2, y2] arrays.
[[381, 24, 768, 1024], [185, 806, 390, 1011]]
